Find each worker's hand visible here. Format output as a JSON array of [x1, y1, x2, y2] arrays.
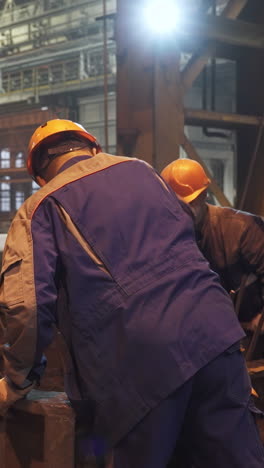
[[0, 377, 34, 417]]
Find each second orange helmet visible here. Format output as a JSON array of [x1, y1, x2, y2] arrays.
[[161, 159, 211, 203]]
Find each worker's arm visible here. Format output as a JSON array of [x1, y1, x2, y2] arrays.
[[0, 201, 60, 414]]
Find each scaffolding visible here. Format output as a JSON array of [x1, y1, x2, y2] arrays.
[[0, 0, 116, 228]]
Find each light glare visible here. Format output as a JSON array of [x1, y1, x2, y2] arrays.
[[143, 0, 180, 35]]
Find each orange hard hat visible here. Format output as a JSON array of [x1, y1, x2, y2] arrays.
[[161, 159, 211, 203], [27, 119, 102, 178]]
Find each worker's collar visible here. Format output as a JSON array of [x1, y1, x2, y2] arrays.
[[57, 155, 93, 174]]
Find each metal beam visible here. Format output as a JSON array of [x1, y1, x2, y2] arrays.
[[116, 0, 154, 163], [154, 48, 184, 172], [222, 0, 249, 19], [0, 178, 31, 183], [185, 108, 262, 129], [178, 15, 264, 50], [0, 108, 56, 128], [0, 167, 27, 175], [181, 134, 232, 207], [181, 0, 248, 92]]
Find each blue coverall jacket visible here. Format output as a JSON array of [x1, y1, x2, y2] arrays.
[[0, 153, 244, 446]]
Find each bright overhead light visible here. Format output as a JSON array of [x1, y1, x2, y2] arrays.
[[143, 0, 181, 35]]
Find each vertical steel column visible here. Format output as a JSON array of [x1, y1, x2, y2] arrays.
[[116, 0, 184, 168], [153, 44, 184, 172], [116, 0, 155, 162], [115, 0, 237, 206]]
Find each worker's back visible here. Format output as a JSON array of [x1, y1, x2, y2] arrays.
[[3, 153, 244, 445], [198, 204, 264, 322]]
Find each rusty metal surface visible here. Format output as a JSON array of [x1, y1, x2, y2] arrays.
[[181, 0, 248, 92], [162, 14, 264, 51], [185, 108, 263, 129], [2, 390, 75, 468], [153, 48, 184, 172], [116, 0, 239, 207], [193, 14, 264, 49], [116, 0, 154, 163], [0, 108, 54, 129], [223, 0, 248, 19]]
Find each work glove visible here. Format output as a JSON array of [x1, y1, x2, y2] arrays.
[[0, 377, 34, 417]]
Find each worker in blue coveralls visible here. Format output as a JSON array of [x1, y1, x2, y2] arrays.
[[0, 119, 263, 468]]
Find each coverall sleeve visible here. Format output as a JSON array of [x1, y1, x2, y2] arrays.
[[0, 206, 60, 388], [239, 215, 264, 301]]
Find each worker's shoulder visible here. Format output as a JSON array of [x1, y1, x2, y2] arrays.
[[95, 152, 150, 166], [104, 153, 153, 171], [14, 154, 151, 221], [207, 203, 262, 230], [9, 187, 52, 225]]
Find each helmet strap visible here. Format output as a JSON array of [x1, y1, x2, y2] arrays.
[[47, 142, 89, 157]]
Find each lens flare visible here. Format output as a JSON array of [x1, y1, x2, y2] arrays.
[[143, 0, 180, 35]]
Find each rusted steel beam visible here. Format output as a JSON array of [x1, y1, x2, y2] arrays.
[[181, 0, 248, 93], [179, 15, 264, 50], [181, 134, 232, 207], [0, 168, 28, 173], [154, 48, 184, 172], [116, 0, 186, 168], [0, 178, 31, 183], [185, 108, 262, 128], [116, 0, 154, 161], [222, 0, 249, 19], [0, 110, 53, 129]]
